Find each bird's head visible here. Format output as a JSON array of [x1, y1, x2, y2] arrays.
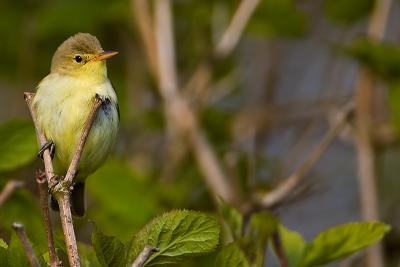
[[50, 33, 118, 82]]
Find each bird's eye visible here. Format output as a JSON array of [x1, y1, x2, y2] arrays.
[[74, 55, 83, 63]]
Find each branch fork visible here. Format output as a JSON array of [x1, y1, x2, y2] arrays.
[[24, 92, 104, 267]]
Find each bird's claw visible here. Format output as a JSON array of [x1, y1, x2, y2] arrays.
[[37, 140, 55, 159]]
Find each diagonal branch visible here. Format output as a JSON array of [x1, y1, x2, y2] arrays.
[[257, 102, 354, 208], [0, 180, 24, 207], [12, 223, 40, 267]]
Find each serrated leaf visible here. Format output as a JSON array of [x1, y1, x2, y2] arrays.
[[299, 222, 390, 267], [127, 210, 220, 266], [215, 243, 249, 267], [219, 199, 243, 241], [92, 227, 125, 267], [0, 119, 37, 172], [279, 225, 306, 267], [324, 0, 373, 25]]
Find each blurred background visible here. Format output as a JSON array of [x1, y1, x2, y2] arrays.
[[1, 0, 400, 266]]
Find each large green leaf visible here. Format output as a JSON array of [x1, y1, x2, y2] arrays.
[[92, 227, 126, 267], [279, 225, 306, 267], [324, 0, 373, 25], [126, 210, 220, 266], [215, 243, 249, 267], [299, 222, 390, 267], [0, 119, 37, 172]]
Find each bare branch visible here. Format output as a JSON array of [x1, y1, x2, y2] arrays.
[[131, 245, 159, 267], [153, 0, 240, 204], [215, 0, 261, 57], [0, 180, 24, 207], [354, 1, 392, 266], [36, 170, 60, 267], [257, 102, 354, 208], [12, 223, 40, 267]]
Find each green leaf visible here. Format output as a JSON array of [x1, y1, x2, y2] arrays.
[[299, 222, 390, 267], [279, 225, 306, 267], [244, 211, 278, 266], [345, 39, 400, 82], [92, 227, 126, 267], [0, 239, 7, 249], [87, 159, 160, 240], [126, 210, 220, 266], [78, 242, 102, 267], [0, 119, 37, 172], [248, 0, 308, 38], [219, 199, 243, 241], [7, 232, 30, 267], [324, 0, 373, 25], [215, 243, 249, 267]]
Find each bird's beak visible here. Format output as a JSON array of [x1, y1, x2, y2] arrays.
[[92, 51, 118, 61]]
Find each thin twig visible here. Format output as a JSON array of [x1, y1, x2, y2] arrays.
[[272, 231, 288, 267], [131, 245, 159, 267], [36, 170, 60, 267], [257, 102, 354, 208], [0, 180, 24, 207], [12, 223, 40, 267], [355, 0, 392, 266], [214, 0, 261, 57]]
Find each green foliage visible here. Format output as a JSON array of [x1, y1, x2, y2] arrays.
[[0, 188, 46, 251], [92, 227, 125, 267], [219, 199, 243, 241], [249, 0, 308, 38], [278, 222, 390, 267], [87, 159, 161, 240], [126, 210, 220, 266], [324, 0, 374, 25], [215, 243, 249, 267], [3, 232, 31, 267], [388, 83, 400, 134], [299, 222, 390, 267], [279, 225, 306, 267], [345, 39, 400, 82], [79, 242, 102, 267], [0, 119, 37, 172]]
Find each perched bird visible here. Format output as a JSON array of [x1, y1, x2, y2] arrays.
[[33, 33, 119, 216]]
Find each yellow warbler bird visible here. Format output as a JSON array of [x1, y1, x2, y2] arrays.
[[33, 33, 119, 216]]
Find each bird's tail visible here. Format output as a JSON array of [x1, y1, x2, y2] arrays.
[[50, 182, 86, 217]]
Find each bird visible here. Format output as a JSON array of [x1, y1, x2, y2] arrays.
[[33, 33, 119, 216]]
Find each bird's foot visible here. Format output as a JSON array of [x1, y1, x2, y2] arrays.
[[37, 140, 55, 159]]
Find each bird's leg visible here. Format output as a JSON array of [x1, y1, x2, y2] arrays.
[[37, 140, 55, 159]]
